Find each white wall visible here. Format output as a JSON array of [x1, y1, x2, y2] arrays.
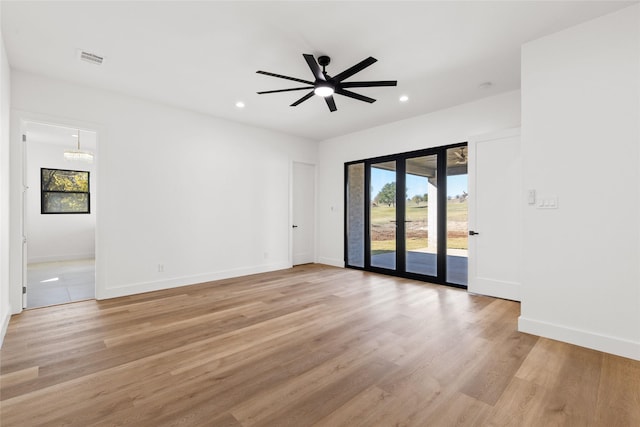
[[519, 5, 640, 360], [316, 90, 521, 266], [10, 71, 316, 310], [25, 140, 96, 263], [0, 8, 11, 346]]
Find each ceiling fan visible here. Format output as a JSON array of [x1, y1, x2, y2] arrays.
[[453, 147, 467, 164], [256, 54, 397, 112]]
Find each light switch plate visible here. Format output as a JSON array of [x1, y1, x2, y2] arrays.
[[537, 197, 558, 209]]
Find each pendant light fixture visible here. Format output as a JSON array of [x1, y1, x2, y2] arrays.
[[64, 130, 94, 163]]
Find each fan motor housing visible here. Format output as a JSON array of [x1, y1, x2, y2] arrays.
[[318, 55, 331, 67]]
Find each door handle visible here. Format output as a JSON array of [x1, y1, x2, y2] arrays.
[[292, 225, 298, 228], [469, 230, 479, 236]]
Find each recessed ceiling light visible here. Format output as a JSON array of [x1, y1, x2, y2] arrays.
[[235, 101, 245, 108], [478, 82, 493, 90], [399, 95, 409, 102], [71, 134, 78, 137]]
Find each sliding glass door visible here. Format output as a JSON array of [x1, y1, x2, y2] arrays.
[[370, 160, 397, 270], [345, 143, 467, 287], [404, 154, 438, 277], [446, 146, 469, 286]]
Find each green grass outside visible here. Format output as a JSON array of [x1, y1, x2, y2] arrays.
[[369, 203, 429, 223], [446, 200, 467, 222], [371, 200, 468, 254], [371, 238, 427, 255]]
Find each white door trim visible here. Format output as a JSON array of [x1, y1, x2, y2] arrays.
[[10, 110, 104, 312]]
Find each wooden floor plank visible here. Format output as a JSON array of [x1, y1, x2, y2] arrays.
[[1, 264, 639, 426], [458, 329, 538, 405], [485, 377, 547, 426], [311, 385, 390, 427], [594, 353, 640, 426]]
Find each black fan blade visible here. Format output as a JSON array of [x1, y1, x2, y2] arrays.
[[333, 57, 377, 82], [256, 71, 313, 85], [257, 87, 313, 94], [290, 91, 315, 107], [335, 88, 376, 103], [303, 54, 324, 81], [325, 95, 337, 112], [340, 80, 397, 88]]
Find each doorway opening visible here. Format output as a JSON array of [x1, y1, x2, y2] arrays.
[[23, 121, 97, 308], [345, 143, 468, 287]]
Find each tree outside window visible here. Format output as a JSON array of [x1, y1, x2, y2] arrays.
[[41, 168, 90, 214]]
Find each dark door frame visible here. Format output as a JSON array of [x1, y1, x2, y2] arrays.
[[344, 142, 467, 288]]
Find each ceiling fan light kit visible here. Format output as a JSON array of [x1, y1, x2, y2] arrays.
[[314, 82, 334, 97], [257, 53, 397, 112]]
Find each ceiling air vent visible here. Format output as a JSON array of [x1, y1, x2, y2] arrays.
[[77, 49, 105, 65]]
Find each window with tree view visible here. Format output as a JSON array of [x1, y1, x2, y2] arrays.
[[41, 168, 90, 214]]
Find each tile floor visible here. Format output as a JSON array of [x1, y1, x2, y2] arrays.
[[26, 259, 95, 309]]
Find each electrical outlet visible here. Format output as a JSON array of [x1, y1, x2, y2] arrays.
[[158, 264, 164, 273]]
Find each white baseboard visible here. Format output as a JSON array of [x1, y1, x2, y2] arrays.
[[0, 305, 11, 349], [469, 279, 520, 302], [97, 262, 291, 300], [28, 253, 95, 264], [317, 257, 344, 268], [518, 316, 640, 361]]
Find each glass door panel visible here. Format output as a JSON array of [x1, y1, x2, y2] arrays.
[[405, 155, 438, 276], [370, 161, 397, 270], [446, 146, 468, 285]]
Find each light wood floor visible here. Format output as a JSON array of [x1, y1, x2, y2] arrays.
[[1, 264, 639, 426]]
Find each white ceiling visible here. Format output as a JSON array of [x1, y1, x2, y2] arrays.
[[2, 1, 635, 141]]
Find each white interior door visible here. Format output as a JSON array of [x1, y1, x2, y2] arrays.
[[468, 128, 521, 301], [292, 162, 315, 265]]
